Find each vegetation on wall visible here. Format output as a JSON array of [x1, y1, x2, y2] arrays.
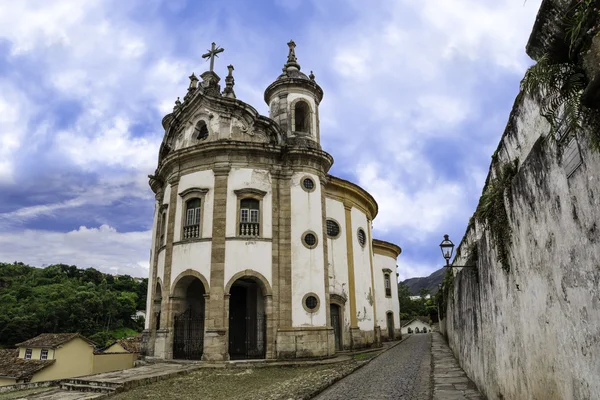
[[522, 0, 600, 150], [0, 262, 147, 348], [436, 268, 455, 321], [474, 160, 518, 272]]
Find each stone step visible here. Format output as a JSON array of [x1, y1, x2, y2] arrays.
[[61, 379, 122, 388], [59, 382, 122, 394]]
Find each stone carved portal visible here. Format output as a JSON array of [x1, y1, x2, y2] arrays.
[[228, 278, 266, 359], [172, 277, 206, 360]]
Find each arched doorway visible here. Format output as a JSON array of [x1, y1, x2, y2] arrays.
[[228, 278, 266, 359], [172, 276, 206, 360]]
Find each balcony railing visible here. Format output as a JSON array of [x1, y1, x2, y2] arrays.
[[183, 224, 200, 239], [239, 223, 260, 237]]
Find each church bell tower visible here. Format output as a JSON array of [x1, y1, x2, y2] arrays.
[[264, 41, 324, 147]]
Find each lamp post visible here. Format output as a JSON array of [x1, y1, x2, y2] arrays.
[[439, 234, 477, 268]]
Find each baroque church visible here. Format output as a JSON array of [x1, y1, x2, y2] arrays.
[[143, 41, 402, 361]]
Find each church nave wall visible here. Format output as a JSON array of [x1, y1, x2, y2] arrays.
[[350, 207, 375, 334], [173, 170, 215, 242], [224, 241, 273, 290], [373, 251, 401, 340], [225, 167, 273, 238], [290, 171, 327, 328], [170, 242, 212, 288]]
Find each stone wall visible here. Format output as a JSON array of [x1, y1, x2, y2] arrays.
[[440, 4, 600, 395]]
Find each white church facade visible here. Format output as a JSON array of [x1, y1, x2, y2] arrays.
[[143, 41, 402, 361]]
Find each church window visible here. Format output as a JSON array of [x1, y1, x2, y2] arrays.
[[415, 327, 420, 333], [294, 101, 311, 133], [40, 349, 48, 360], [24, 349, 32, 359], [302, 292, 320, 313], [194, 120, 209, 140], [159, 211, 167, 245], [240, 198, 260, 237], [301, 176, 316, 192], [384, 273, 392, 297], [357, 228, 366, 247], [326, 219, 341, 238], [302, 231, 318, 249], [183, 198, 201, 239]]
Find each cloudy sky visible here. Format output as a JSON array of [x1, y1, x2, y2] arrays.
[[0, 0, 542, 280]]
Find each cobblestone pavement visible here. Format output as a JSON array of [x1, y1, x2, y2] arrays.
[[314, 334, 433, 400], [431, 333, 484, 400]]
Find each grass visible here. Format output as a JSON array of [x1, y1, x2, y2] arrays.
[[112, 361, 360, 400]]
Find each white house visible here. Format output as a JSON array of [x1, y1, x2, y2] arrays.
[[401, 318, 432, 335]]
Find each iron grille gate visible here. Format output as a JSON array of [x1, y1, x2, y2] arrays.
[[173, 308, 204, 360], [244, 313, 266, 359]]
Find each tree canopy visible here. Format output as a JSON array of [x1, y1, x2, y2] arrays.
[[398, 282, 438, 322], [0, 262, 147, 348]]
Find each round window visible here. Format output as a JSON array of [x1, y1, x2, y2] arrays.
[[302, 177, 315, 191], [357, 228, 366, 247], [305, 296, 318, 310], [303, 232, 317, 248], [326, 220, 340, 238], [302, 293, 320, 313]]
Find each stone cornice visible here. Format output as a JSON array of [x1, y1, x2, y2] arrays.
[[325, 175, 378, 220], [178, 187, 209, 197], [151, 141, 333, 192], [264, 77, 324, 104], [234, 188, 267, 198], [373, 239, 402, 259]]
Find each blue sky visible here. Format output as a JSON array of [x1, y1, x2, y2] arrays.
[[0, 0, 542, 279]]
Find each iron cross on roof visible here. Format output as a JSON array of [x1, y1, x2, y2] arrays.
[[202, 42, 224, 72]]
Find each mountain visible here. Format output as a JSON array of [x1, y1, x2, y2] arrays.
[[402, 268, 445, 295]]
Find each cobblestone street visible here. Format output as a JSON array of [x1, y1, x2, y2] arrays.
[[314, 334, 433, 400]]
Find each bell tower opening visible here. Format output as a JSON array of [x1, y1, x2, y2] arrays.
[[294, 101, 310, 133]]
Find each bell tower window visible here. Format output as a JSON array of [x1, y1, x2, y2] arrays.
[[194, 120, 209, 140], [293, 100, 311, 133]]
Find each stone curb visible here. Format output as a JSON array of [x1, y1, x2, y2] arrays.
[[303, 336, 412, 400]]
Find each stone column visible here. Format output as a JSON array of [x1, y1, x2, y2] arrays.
[[145, 193, 163, 357], [203, 164, 230, 361], [367, 218, 381, 347], [344, 203, 361, 349], [320, 176, 331, 325], [156, 178, 179, 359]]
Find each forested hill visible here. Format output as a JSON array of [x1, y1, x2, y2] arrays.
[[402, 267, 445, 295], [0, 262, 147, 348]]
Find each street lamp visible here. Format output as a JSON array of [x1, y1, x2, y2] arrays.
[[439, 234, 454, 266], [439, 234, 477, 268]]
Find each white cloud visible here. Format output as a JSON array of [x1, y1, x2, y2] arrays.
[[0, 225, 151, 277]]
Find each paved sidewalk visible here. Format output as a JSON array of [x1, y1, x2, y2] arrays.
[[314, 334, 432, 399], [431, 332, 485, 399]]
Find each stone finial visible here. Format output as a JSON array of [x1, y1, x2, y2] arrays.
[[223, 64, 236, 99], [189, 72, 199, 90], [284, 40, 301, 70], [309, 71, 315, 80], [173, 97, 182, 111]]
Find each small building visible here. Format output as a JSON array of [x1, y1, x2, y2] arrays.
[[0, 333, 135, 387], [0, 349, 54, 387], [400, 317, 432, 335]]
